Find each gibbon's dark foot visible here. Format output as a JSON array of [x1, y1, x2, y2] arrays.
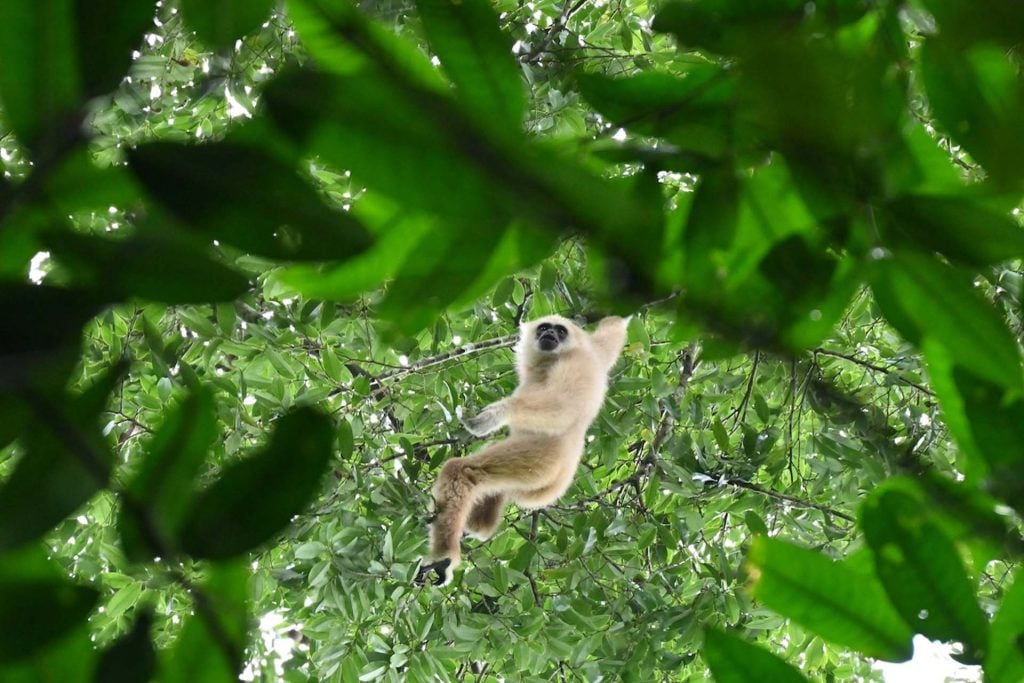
[[414, 558, 452, 587]]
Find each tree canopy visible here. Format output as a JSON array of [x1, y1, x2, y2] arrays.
[[0, 0, 1022, 681]]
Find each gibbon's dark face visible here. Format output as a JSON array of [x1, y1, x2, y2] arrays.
[[535, 322, 568, 352]]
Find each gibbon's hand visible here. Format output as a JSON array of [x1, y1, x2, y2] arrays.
[[461, 400, 508, 437]]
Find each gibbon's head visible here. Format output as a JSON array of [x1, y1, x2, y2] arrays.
[[522, 315, 583, 356]]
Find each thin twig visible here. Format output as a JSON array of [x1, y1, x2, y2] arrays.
[[723, 478, 855, 522]]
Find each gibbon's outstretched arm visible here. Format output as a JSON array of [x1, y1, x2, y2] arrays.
[[416, 314, 629, 587], [592, 316, 630, 370]]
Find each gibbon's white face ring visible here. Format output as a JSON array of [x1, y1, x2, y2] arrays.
[[535, 321, 568, 352]]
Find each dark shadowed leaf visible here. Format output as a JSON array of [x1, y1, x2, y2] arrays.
[[162, 561, 248, 683], [416, 0, 525, 129], [75, 0, 155, 97], [119, 387, 218, 561], [986, 567, 1024, 683], [924, 358, 1024, 510], [95, 610, 155, 683], [920, 39, 1024, 187], [872, 252, 1023, 392], [128, 142, 372, 262], [0, 545, 99, 664], [0, 364, 122, 551], [861, 484, 988, 661], [42, 231, 250, 304], [0, 0, 80, 151], [747, 536, 913, 662], [264, 66, 513, 225], [180, 408, 335, 559], [0, 284, 104, 391], [180, 0, 274, 50], [883, 195, 1024, 267], [271, 204, 434, 301], [577, 67, 741, 160], [703, 629, 808, 683]]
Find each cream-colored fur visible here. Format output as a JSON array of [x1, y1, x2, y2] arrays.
[[417, 315, 628, 586]]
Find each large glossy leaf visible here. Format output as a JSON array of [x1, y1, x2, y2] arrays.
[[75, 0, 155, 97], [416, 0, 525, 129], [128, 142, 373, 262], [42, 231, 250, 304], [871, 252, 1023, 392], [986, 567, 1024, 683], [180, 409, 336, 559], [162, 561, 248, 683], [0, 0, 80, 151], [119, 387, 218, 561], [747, 537, 913, 662], [703, 629, 808, 683], [95, 610, 155, 683], [180, 0, 274, 50], [0, 545, 99, 664], [861, 484, 988, 661]]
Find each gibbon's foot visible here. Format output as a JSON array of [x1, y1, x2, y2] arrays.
[[414, 558, 452, 587]]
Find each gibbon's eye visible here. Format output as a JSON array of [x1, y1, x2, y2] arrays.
[[552, 324, 568, 341]]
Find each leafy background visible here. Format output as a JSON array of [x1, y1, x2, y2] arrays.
[[0, 0, 1022, 681]]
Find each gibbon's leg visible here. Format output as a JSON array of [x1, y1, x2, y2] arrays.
[[416, 436, 558, 586], [465, 493, 506, 540]]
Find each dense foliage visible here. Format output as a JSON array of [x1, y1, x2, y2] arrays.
[[0, 0, 1023, 681]]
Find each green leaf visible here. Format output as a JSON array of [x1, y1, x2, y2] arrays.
[[43, 148, 144, 216], [744, 511, 768, 536], [0, 368, 121, 551], [42, 231, 250, 304], [264, 66, 511, 225], [180, 0, 274, 50], [162, 560, 248, 683], [872, 252, 1023, 392], [95, 610, 155, 683], [75, 0, 155, 97], [337, 418, 355, 460], [0, 545, 99, 664], [272, 205, 433, 301], [415, 0, 525, 129], [577, 67, 738, 160], [883, 195, 1024, 268], [128, 141, 373, 262], [703, 629, 808, 683], [119, 386, 218, 562], [747, 536, 913, 662], [180, 408, 335, 559], [923, 358, 1024, 509], [920, 39, 1024, 187], [986, 566, 1024, 683], [0, 284, 104, 391], [0, 0, 80, 151], [861, 484, 988, 661]]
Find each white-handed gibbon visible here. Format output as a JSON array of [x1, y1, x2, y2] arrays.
[[415, 314, 629, 586]]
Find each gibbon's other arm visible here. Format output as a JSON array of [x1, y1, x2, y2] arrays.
[[462, 374, 592, 437], [592, 316, 629, 370]]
